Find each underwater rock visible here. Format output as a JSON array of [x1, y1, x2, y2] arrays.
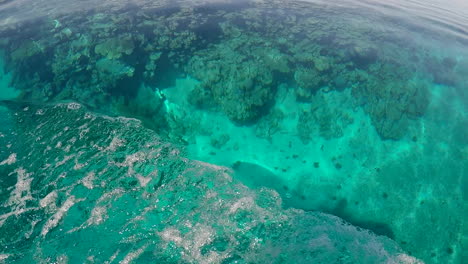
[[94, 36, 135, 60], [352, 63, 430, 140], [313, 55, 331, 72], [115, 85, 166, 127], [0, 102, 419, 263], [10, 41, 43, 62], [188, 46, 276, 123], [254, 109, 285, 140], [210, 134, 230, 149], [95, 58, 134, 81], [297, 90, 354, 142], [187, 84, 216, 110], [259, 48, 291, 73], [297, 110, 315, 144], [294, 67, 323, 102], [143, 52, 162, 79], [346, 44, 379, 68]]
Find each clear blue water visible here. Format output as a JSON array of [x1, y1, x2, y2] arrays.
[[0, 0, 466, 263]]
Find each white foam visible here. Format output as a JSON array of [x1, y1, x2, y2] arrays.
[[136, 174, 151, 187], [7, 167, 33, 209], [191, 225, 214, 251], [73, 160, 87, 170], [87, 206, 107, 225], [63, 145, 71, 152], [0, 208, 35, 227], [123, 153, 143, 166], [55, 155, 73, 167], [104, 250, 120, 264], [41, 195, 82, 236], [67, 102, 81, 110], [82, 172, 95, 189], [40, 191, 58, 209], [97, 188, 124, 203], [107, 137, 125, 152], [24, 219, 40, 239], [84, 113, 94, 120], [119, 244, 148, 264], [0, 153, 16, 165], [78, 126, 90, 139], [160, 228, 183, 244], [229, 197, 254, 214], [390, 254, 424, 264], [160, 224, 221, 264]]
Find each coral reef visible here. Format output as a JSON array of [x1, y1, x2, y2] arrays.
[[255, 109, 285, 141], [294, 67, 323, 102], [297, 90, 355, 143], [94, 36, 135, 59], [0, 1, 465, 263], [0, 1, 435, 138], [186, 39, 278, 123], [0, 101, 417, 263], [351, 63, 430, 139]]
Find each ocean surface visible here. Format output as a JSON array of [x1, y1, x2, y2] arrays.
[[0, 0, 467, 263]]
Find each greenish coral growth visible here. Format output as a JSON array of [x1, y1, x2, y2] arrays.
[[0, 1, 443, 138], [0, 1, 466, 263]]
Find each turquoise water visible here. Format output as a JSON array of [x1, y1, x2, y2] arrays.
[[0, 0, 466, 263]]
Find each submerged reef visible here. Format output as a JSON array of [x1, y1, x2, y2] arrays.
[[351, 64, 430, 139], [0, 0, 447, 138], [0, 102, 419, 263], [187, 42, 277, 123], [0, 1, 466, 263]]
